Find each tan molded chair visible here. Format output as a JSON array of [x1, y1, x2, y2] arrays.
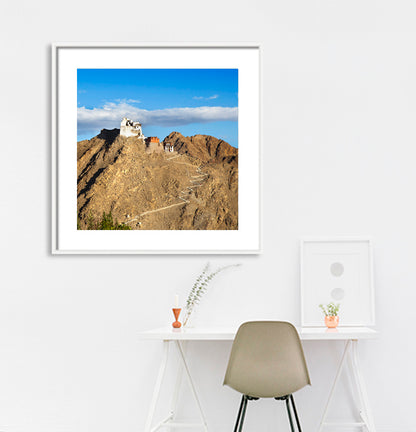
[[224, 321, 311, 431]]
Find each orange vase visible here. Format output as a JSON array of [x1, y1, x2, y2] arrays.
[[325, 315, 339, 328], [172, 308, 182, 329]]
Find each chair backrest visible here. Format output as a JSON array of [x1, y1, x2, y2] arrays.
[[224, 321, 311, 398]]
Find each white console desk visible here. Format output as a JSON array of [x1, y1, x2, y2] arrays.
[[139, 326, 377, 432]]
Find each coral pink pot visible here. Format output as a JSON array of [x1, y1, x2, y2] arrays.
[[325, 316, 339, 329]]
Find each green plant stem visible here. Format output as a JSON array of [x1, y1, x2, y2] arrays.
[[183, 263, 240, 326]]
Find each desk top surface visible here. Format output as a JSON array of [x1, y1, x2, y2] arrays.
[[139, 326, 378, 341]]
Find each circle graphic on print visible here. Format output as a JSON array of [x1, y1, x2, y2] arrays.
[[330, 262, 344, 277], [331, 287, 345, 301]]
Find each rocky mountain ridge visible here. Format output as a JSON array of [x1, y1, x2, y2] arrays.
[[77, 130, 238, 230], [163, 132, 238, 163]]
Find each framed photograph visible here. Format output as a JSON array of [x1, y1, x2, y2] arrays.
[[52, 43, 261, 254], [300, 238, 375, 327]]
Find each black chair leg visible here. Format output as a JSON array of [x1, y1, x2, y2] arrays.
[[234, 394, 301, 432], [238, 396, 248, 432], [285, 397, 295, 432], [233, 395, 245, 432], [290, 395, 302, 432]]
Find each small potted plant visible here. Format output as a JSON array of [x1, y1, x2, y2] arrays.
[[319, 302, 340, 328]]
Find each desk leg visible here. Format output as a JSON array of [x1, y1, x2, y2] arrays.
[[144, 340, 171, 432], [169, 341, 186, 422], [143, 340, 208, 432], [318, 340, 351, 432], [175, 341, 209, 432], [318, 339, 376, 432], [350, 340, 376, 432]]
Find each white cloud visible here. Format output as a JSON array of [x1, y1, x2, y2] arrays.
[[114, 98, 141, 104], [77, 102, 238, 133], [193, 94, 219, 100]]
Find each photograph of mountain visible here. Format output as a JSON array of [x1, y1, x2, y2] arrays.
[[77, 69, 238, 231]]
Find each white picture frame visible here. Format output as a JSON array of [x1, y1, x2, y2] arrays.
[[52, 43, 261, 254], [300, 237, 375, 327]]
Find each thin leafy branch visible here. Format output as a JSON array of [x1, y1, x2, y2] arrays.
[[183, 262, 241, 326]]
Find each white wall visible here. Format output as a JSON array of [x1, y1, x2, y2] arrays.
[[1, 0, 416, 431]]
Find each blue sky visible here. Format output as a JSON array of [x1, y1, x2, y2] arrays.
[[77, 69, 238, 147]]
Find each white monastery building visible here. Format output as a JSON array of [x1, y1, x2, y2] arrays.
[[120, 117, 145, 138], [120, 118, 175, 154]]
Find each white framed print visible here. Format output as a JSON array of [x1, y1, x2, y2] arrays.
[[300, 238, 375, 327], [52, 43, 261, 254]]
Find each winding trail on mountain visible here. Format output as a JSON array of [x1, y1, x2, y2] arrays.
[[125, 154, 209, 224]]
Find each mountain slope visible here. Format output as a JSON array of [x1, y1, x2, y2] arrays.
[[163, 132, 238, 163], [77, 130, 238, 230]]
